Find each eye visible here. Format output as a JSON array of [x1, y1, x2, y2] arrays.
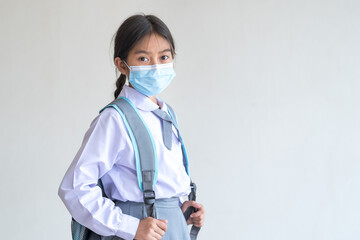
[[139, 57, 149, 62], [160, 55, 169, 61]]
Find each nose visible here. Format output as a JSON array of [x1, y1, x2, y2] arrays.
[[151, 56, 160, 65]]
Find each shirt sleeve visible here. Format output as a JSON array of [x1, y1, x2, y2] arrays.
[[58, 108, 139, 240]]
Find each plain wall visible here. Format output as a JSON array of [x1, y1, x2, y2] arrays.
[[1, 0, 359, 239]]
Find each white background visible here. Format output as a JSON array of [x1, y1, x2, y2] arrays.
[[1, 0, 359, 239]]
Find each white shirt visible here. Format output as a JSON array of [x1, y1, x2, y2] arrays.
[[58, 85, 191, 240]]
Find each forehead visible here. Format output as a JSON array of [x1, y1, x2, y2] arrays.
[[131, 33, 171, 53]]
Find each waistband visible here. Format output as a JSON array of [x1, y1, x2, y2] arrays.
[[115, 197, 180, 208]]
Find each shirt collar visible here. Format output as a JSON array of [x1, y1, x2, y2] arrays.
[[119, 85, 168, 112]]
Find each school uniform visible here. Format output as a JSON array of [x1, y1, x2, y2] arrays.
[[58, 85, 191, 240]]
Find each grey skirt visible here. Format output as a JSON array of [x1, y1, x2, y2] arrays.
[[97, 197, 190, 240]]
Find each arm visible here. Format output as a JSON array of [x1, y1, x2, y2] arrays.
[[58, 108, 139, 240]]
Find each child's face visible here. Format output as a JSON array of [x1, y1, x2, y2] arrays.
[[115, 33, 173, 77], [128, 33, 173, 66]]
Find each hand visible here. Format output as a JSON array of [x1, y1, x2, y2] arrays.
[[134, 217, 167, 240], [181, 201, 205, 228]]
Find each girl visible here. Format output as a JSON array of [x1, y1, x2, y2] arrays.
[[58, 14, 205, 240]]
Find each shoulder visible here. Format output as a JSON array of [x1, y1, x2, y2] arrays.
[[164, 101, 175, 113], [89, 106, 125, 131], [99, 106, 121, 120], [165, 102, 178, 123]]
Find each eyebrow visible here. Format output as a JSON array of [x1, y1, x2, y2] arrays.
[[134, 48, 172, 54]]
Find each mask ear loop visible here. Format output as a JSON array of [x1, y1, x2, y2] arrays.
[[123, 60, 130, 70], [122, 60, 131, 83]]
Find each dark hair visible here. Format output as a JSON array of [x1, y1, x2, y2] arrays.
[[113, 14, 176, 99]]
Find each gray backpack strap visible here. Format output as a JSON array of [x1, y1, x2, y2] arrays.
[[100, 97, 158, 218], [166, 103, 201, 240], [72, 97, 158, 240], [166, 104, 189, 175]]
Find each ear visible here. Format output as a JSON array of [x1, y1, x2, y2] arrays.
[[114, 57, 128, 76]]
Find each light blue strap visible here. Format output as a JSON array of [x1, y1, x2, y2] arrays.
[[100, 97, 158, 191], [99, 102, 143, 190], [166, 105, 190, 176], [102, 97, 159, 218], [118, 97, 159, 189]]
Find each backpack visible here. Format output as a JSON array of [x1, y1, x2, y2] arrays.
[[71, 97, 200, 240]]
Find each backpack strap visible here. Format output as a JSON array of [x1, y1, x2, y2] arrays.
[[100, 97, 158, 218], [166, 103, 201, 240], [166, 104, 189, 175]]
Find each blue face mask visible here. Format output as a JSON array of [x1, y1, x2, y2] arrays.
[[124, 61, 176, 97]]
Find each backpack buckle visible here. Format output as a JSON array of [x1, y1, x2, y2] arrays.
[[189, 182, 197, 201], [190, 182, 197, 192], [143, 190, 156, 204]]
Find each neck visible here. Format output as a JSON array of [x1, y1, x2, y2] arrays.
[[128, 83, 159, 107], [150, 95, 160, 108]]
